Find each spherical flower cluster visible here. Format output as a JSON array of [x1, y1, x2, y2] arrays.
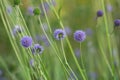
[[34, 44, 44, 54], [74, 30, 86, 42], [33, 8, 41, 15], [97, 10, 103, 17], [21, 36, 33, 48], [114, 19, 120, 27], [54, 29, 66, 40]]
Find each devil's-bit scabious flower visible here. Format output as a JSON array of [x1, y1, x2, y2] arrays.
[[21, 36, 33, 48], [74, 30, 86, 42], [97, 10, 103, 17], [33, 8, 41, 15], [34, 44, 44, 54], [114, 19, 120, 27], [54, 29, 66, 40]]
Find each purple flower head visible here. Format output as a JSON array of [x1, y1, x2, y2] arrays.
[[21, 36, 33, 48], [64, 27, 72, 35], [6, 6, 12, 14], [34, 44, 44, 54], [30, 59, 34, 67], [54, 29, 66, 40], [114, 19, 120, 27], [74, 30, 86, 42], [97, 10, 103, 17], [27, 7, 34, 15], [107, 4, 112, 12], [12, 25, 22, 36]]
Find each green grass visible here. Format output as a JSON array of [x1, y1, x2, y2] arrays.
[[0, 0, 120, 80]]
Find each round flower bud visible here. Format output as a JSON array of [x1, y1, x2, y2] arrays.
[[54, 29, 66, 40], [74, 30, 86, 42], [97, 10, 103, 17], [114, 19, 120, 27], [33, 8, 41, 15], [34, 44, 44, 54], [21, 36, 33, 48]]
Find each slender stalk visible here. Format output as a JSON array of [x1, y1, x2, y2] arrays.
[[38, 16, 71, 78], [41, 0, 52, 33], [80, 43, 87, 79], [45, 0, 86, 79], [101, 0, 115, 77], [61, 40, 78, 80], [0, 2, 30, 80]]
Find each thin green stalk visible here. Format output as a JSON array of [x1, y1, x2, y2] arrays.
[[98, 39, 114, 76], [80, 43, 87, 79], [37, 55, 50, 80], [61, 40, 78, 80], [45, 0, 86, 79], [38, 16, 71, 79], [17, 6, 32, 36], [0, 4, 30, 80], [41, 0, 52, 33], [0, 57, 17, 80], [101, 0, 115, 77]]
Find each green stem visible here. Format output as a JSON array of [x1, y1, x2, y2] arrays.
[[101, 0, 114, 77], [38, 16, 71, 78], [80, 43, 87, 79], [41, 0, 52, 33], [61, 40, 78, 80], [46, 0, 86, 79]]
